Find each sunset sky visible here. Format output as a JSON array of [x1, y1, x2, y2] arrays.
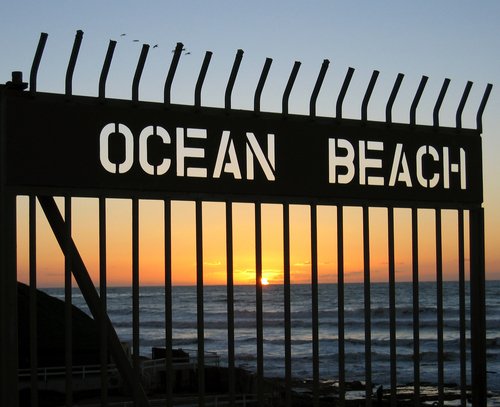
[[2, 1, 499, 286]]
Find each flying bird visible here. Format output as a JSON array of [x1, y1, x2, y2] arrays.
[[153, 44, 159, 48], [120, 33, 126, 37], [133, 39, 139, 42]]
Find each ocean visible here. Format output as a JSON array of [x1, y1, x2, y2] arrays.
[[45, 281, 500, 394]]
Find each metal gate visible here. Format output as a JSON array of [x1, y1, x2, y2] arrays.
[[0, 31, 493, 406]]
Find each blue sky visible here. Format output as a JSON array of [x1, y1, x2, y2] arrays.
[[1, 1, 500, 276]]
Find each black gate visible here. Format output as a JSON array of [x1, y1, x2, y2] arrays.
[[0, 31, 493, 406]]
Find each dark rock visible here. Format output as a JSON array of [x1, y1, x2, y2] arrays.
[[151, 346, 189, 363], [17, 282, 101, 369]]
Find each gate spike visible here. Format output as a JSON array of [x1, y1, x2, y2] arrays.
[[310, 59, 330, 118], [433, 78, 451, 128], [225, 49, 244, 112], [254, 58, 273, 114], [30, 32, 48, 94], [65, 30, 84, 97], [409, 75, 429, 127], [336, 67, 355, 120], [164, 42, 184, 106], [194, 51, 213, 108], [476, 83, 493, 133], [361, 70, 380, 123], [385, 73, 404, 125], [282, 61, 301, 116], [98, 40, 117, 100], [132, 44, 150, 103], [456, 81, 473, 130]]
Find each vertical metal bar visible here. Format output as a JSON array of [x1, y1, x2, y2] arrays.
[[363, 206, 372, 406], [29, 196, 38, 407], [65, 30, 84, 97], [194, 52, 213, 108], [0, 194, 17, 407], [0, 87, 19, 407], [476, 83, 493, 133], [98, 40, 117, 100], [336, 67, 355, 120], [458, 209, 467, 407], [387, 207, 397, 407], [132, 198, 140, 383], [283, 203, 292, 406], [386, 73, 404, 125], [196, 200, 205, 407], [164, 42, 184, 106], [432, 78, 451, 128], [337, 205, 346, 406], [164, 199, 173, 407], [435, 209, 444, 406], [469, 208, 487, 406], [225, 201, 235, 407], [361, 70, 380, 123], [282, 61, 301, 116], [225, 50, 244, 112], [411, 208, 420, 406], [254, 58, 273, 114], [410, 76, 429, 127], [309, 59, 330, 118], [132, 44, 150, 103], [64, 196, 73, 407], [456, 81, 473, 130], [29, 32, 48, 94], [311, 204, 319, 407], [99, 197, 108, 406], [255, 203, 264, 406]]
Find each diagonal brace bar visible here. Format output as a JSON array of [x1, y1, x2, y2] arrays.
[[37, 195, 150, 407]]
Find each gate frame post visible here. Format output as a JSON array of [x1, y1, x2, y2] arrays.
[[0, 85, 19, 407], [470, 207, 487, 406]]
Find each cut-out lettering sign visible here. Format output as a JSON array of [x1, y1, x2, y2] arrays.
[[5, 92, 482, 204]]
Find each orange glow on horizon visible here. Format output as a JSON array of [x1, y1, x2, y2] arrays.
[[14, 197, 484, 288]]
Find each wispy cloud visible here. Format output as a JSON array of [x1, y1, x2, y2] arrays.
[[204, 260, 222, 267]]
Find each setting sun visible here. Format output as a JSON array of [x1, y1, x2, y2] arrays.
[[260, 277, 270, 286]]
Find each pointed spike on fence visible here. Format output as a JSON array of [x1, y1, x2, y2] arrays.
[[132, 44, 150, 103], [99, 40, 117, 100], [309, 59, 330, 118], [456, 81, 473, 130], [361, 70, 380, 123], [476, 83, 493, 133], [164, 42, 184, 106], [282, 61, 301, 116], [254, 58, 273, 114], [336, 67, 355, 120], [225, 49, 244, 112], [194, 51, 213, 108], [30, 32, 48, 94], [433, 78, 451, 128], [65, 30, 84, 97], [409, 75, 429, 127], [385, 73, 404, 125]]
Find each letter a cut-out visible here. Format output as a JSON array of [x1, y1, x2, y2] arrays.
[[389, 143, 412, 187], [213, 131, 242, 179]]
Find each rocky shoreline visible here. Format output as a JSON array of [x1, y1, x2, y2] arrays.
[[265, 378, 472, 406]]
